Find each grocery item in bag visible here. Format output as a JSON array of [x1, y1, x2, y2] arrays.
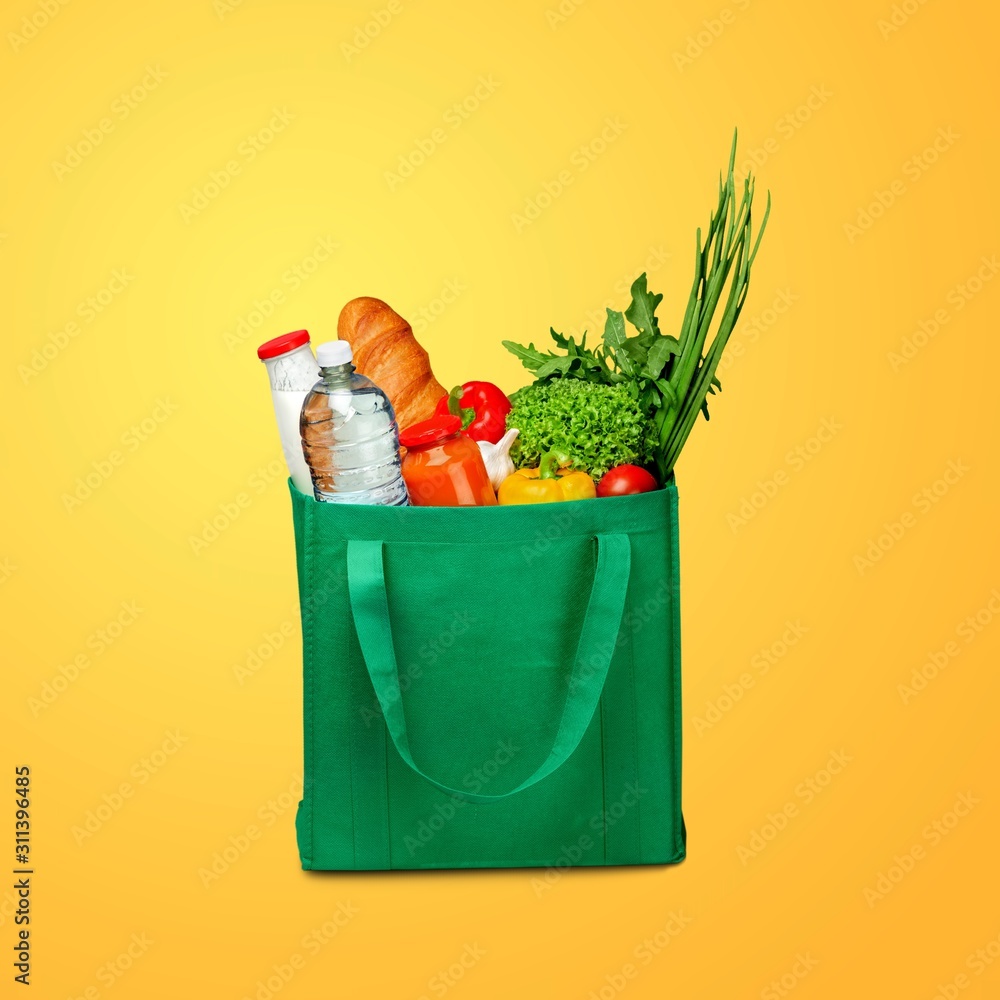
[[257, 330, 320, 494], [338, 297, 446, 430], [300, 340, 408, 506], [399, 415, 496, 506]]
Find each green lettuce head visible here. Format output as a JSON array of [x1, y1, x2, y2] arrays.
[[506, 379, 655, 479]]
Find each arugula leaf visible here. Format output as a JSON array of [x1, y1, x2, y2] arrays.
[[644, 336, 680, 379], [655, 378, 677, 408], [535, 355, 578, 379], [639, 382, 662, 415], [502, 340, 548, 371], [624, 273, 663, 338], [621, 337, 651, 366], [602, 309, 634, 375]]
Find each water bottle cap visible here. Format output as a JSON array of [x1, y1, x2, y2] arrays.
[[316, 340, 353, 367], [257, 329, 310, 360]]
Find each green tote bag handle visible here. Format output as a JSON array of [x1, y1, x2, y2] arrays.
[[346, 533, 631, 804]]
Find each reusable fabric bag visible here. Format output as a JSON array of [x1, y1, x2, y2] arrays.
[[289, 477, 685, 870]]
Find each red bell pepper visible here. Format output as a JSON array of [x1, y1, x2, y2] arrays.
[[434, 382, 512, 444]]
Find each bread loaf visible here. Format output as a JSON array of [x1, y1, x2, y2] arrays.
[[337, 297, 446, 430]]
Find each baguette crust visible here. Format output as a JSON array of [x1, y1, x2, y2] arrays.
[[337, 296, 446, 430]]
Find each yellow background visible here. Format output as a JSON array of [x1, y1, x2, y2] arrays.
[[2, 0, 999, 997]]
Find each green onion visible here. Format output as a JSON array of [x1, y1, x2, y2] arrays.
[[655, 131, 770, 477]]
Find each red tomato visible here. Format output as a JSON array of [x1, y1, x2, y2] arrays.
[[597, 465, 658, 497]]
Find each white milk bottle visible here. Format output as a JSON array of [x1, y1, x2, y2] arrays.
[[257, 330, 320, 494]]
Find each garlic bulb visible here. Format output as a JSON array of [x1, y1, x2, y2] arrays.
[[478, 428, 519, 491]]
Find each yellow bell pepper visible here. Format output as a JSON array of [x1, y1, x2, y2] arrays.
[[498, 452, 597, 505]]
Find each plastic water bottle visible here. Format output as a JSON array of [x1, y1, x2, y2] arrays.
[[300, 340, 409, 505]]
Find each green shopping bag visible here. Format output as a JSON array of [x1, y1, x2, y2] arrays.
[[289, 477, 685, 870]]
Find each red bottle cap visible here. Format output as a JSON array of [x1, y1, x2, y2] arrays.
[[257, 329, 310, 359], [399, 414, 462, 448]]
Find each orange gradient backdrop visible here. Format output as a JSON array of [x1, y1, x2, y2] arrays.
[[2, 1, 999, 997]]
